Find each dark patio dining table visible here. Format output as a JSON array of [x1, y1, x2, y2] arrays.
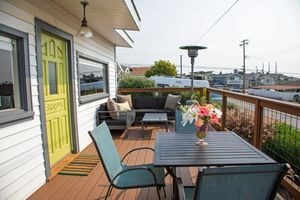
[[153, 131, 276, 199]]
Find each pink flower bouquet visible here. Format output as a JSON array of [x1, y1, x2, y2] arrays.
[[180, 103, 222, 127]]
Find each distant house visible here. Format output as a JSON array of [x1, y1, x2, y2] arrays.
[[256, 73, 294, 85], [211, 69, 243, 91], [117, 64, 130, 81], [245, 72, 261, 88], [281, 79, 300, 86], [129, 66, 151, 77], [192, 71, 214, 81]]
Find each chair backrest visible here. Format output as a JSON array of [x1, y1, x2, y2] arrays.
[[88, 122, 123, 182], [193, 164, 288, 200]]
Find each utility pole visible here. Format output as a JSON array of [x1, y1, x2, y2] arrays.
[[240, 39, 249, 93], [180, 55, 183, 77]]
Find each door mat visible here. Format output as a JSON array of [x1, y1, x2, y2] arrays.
[[58, 154, 100, 176]]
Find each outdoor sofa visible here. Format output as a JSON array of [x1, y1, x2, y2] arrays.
[[96, 95, 180, 133]]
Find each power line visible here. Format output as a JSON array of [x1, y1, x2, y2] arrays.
[[194, 0, 241, 44]]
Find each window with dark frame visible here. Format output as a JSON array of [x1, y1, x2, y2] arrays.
[[0, 35, 20, 110], [78, 54, 109, 103], [0, 24, 33, 125]]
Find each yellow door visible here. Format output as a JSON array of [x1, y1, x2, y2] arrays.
[[41, 32, 72, 165]]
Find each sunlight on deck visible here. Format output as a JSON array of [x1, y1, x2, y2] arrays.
[[28, 123, 195, 200]]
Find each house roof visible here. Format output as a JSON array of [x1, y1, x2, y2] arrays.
[[213, 73, 242, 78], [254, 85, 300, 90], [194, 71, 214, 74], [129, 67, 151, 76], [257, 73, 287, 80], [281, 80, 300, 86]]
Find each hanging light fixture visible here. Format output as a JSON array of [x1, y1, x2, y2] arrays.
[[78, 1, 93, 38]]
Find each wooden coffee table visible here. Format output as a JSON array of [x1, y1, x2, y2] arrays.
[[141, 113, 168, 137]]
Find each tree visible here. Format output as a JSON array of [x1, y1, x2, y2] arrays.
[[145, 60, 177, 77]]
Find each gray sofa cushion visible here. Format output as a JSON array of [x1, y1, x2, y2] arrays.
[[117, 94, 133, 107], [134, 109, 157, 117], [107, 98, 119, 119], [134, 96, 157, 109], [119, 111, 136, 125], [164, 94, 181, 109], [157, 96, 167, 109]]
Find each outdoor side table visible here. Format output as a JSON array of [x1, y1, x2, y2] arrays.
[[141, 113, 168, 137]]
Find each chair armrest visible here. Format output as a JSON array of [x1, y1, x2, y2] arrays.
[[111, 166, 159, 187], [97, 110, 127, 121], [97, 110, 127, 114], [122, 147, 154, 162], [176, 177, 186, 200]]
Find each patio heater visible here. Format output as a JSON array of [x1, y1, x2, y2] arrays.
[[179, 45, 207, 92]]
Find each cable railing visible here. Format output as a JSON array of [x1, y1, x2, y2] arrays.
[[118, 87, 300, 199], [207, 88, 300, 200]]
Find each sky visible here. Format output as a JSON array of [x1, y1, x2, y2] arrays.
[[116, 0, 300, 77]]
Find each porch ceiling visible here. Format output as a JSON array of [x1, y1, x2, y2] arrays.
[[52, 0, 140, 47]]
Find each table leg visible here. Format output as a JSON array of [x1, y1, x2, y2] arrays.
[[141, 121, 144, 138], [165, 121, 168, 132], [166, 167, 178, 200]]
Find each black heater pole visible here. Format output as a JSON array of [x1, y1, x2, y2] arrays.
[[191, 57, 195, 92], [179, 45, 207, 94], [180, 55, 183, 77]]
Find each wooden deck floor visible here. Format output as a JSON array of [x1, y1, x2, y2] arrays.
[[29, 124, 197, 200]]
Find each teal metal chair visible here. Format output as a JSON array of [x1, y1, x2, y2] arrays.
[[88, 122, 165, 200], [176, 164, 289, 200]]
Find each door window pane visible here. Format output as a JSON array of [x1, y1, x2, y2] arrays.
[[0, 35, 20, 110], [48, 62, 57, 94]]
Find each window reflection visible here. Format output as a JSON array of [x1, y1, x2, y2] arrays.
[[78, 56, 107, 97], [0, 36, 20, 110]]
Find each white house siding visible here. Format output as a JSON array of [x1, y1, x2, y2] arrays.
[[74, 42, 116, 151], [0, 0, 117, 199]]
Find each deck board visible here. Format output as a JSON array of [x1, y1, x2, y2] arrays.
[[28, 123, 195, 200]]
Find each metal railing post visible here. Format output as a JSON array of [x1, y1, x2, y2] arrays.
[[199, 88, 203, 98], [253, 99, 263, 149], [206, 89, 210, 104], [221, 93, 227, 131]]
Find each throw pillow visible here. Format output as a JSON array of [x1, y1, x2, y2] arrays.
[[164, 94, 181, 110], [107, 98, 119, 119], [117, 94, 132, 108], [116, 101, 132, 111]]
